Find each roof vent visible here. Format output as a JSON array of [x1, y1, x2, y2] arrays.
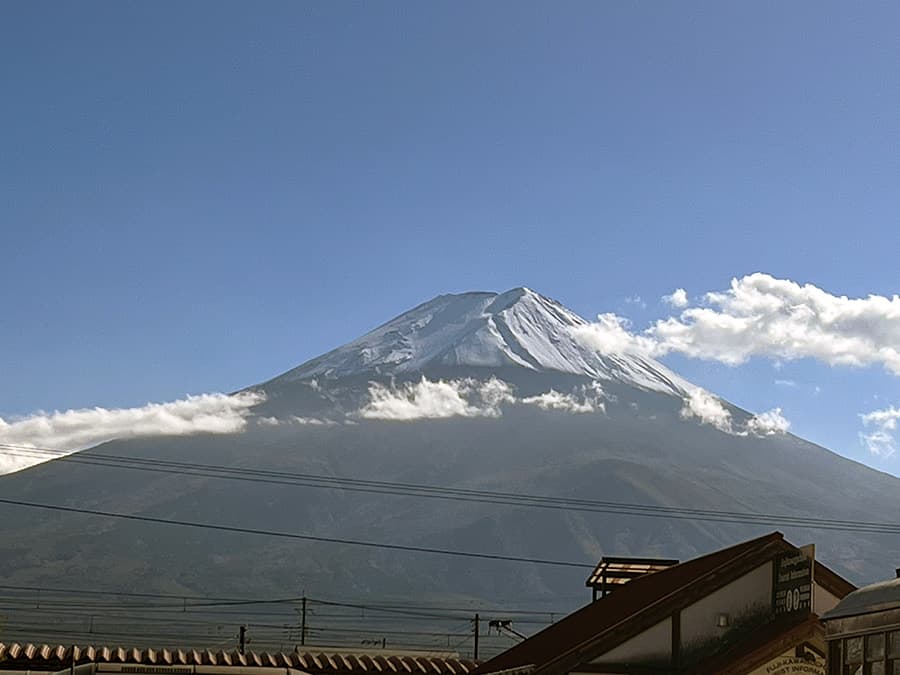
[[586, 556, 680, 600]]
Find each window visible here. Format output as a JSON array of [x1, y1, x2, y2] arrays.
[[889, 631, 900, 658], [839, 632, 900, 675], [867, 634, 886, 674], [888, 630, 900, 674], [846, 636, 863, 675]]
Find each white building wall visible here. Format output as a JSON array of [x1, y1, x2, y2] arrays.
[[589, 617, 671, 665], [680, 561, 773, 649], [814, 582, 840, 615]]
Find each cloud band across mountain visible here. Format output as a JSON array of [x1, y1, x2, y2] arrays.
[[358, 377, 607, 420], [0, 392, 263, 475]]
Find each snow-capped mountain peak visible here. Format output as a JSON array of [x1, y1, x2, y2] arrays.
[[275, 288, 691, 394]]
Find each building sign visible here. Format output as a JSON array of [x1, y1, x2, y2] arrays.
[[773, 551, 812, 615], [754, 655, 824, 675]]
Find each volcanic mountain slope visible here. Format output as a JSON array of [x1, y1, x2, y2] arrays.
[[1, 287, 898, 640], [270, 288, 691, 392]]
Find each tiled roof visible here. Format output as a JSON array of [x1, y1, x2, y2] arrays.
[[476, 532, 854, 675], [0, 644, 478, 675]]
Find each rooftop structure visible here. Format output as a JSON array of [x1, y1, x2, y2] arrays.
[[585, 556, 680, 600]]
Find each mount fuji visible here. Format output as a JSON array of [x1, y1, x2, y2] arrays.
[[1, 288, 898, 647], [270, 288, 689, 393]]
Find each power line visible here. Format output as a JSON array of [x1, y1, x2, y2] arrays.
[[1, 442, 898, 534], [0, 496, 593, 569]]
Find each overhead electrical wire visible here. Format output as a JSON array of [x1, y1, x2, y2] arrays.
[[0, 583, 572, 621], [1, 441, 899, 535], [0, 588, 564, 637], [0, 495, 592, 569]]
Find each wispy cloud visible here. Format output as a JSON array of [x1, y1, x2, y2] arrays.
[[521, 382, 606, 414], [678, 387, 790, 437], [359, 377, 513, 421], [0, 392, 264, 475], [577, 274, 900, 375], [859, 406, 900, 457], [255, 415, 336, 427], [774, 379, 798, 388], [680, 387, 734, 433], [663, 288, 689, 308], [570, 314, 660, 357], [359, 377, 609, 420], [746, 408, 791, 436]]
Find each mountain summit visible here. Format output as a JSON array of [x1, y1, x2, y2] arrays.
[[274, 287, 690, 395]]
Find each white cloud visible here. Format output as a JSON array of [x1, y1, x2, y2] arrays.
[[652, 274, 900, 373], [746, 408, 791, 436], [522, 382, 606, 414], [359, 377, 609, 420], [478, 377, 517, 408], [290, 416, 337, 426], [663, 288, 689, 308], [859, 406, 900, 457], [577, 274, 900, 376], [256, 415, 336, 426], [571, 313, 661, 357], [0, 392, 264, 475], [679, 387, 733, 433], [624, 295, 647, 309], [860, 406, 900, 430], [257, 416, 281, 426], [678, 388, 789, 437], [774, 379, 798, 387], [359, 377, 511, 421]]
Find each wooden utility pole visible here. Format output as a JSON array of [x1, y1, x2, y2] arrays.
[[473, 614, 480, 660], [239, 625, 246, 655], [301, 597, 307, 646]]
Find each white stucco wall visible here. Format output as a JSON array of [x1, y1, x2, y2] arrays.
[[589, 616, 671, 665], [814, 581, 840, 615], [680, 561, 773, 649]]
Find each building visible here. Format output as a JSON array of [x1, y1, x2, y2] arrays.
[[821, 570, 900, 674], [476, 532, 855, 675]]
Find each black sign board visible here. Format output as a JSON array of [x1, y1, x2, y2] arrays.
[[773, 551, 812, 615]]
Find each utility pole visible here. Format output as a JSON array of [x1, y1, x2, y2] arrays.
[[239, 625, 246, 655], [473, 614, 480, 661], [301, 597, 307, 647]]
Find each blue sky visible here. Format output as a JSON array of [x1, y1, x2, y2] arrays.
[[2, 2, 900, 474]]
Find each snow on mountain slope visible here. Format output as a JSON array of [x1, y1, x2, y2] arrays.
[[273, 288, 693, 396]]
